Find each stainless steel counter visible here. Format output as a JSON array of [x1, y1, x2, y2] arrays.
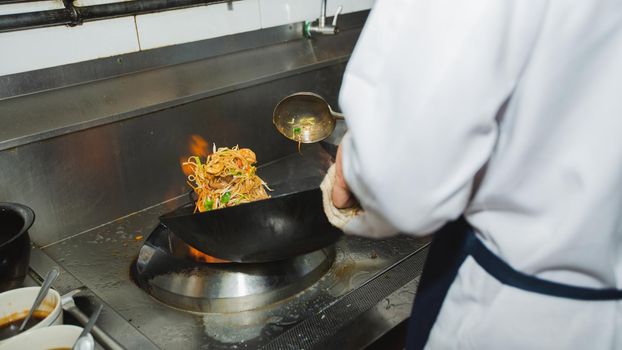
[[26, 146, 430, 349], [35, 220, 428, 349]]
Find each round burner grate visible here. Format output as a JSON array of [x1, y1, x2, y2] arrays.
[[132, 224, 335, 313]]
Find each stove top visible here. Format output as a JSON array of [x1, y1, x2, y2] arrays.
[[30, 149, 431, 349]]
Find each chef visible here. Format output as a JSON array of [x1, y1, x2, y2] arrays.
[[320, 0, 622, 348]]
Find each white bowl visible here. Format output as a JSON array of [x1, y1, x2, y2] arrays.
[[0, 325, 92, 350], [0, 287, 63, 344]]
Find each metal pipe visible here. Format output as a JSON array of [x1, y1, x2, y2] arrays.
[[304, 0, 341, 38], [319, 0, 326, 28], [62, 289, 125, 350], [0, 0, 236, 33], [0, 0, 42, 4], [0, 9, 73, 31]]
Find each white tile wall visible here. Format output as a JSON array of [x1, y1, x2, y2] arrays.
[[258, 0, 374, 29], [0, 0, 373, 76], [258, 0, 319, 29], [136, 0, 261, 51], [327, 0, 375, 16], [74, 0, 132, 6], [0, 17, 139, 76], [0, 1, 62, 16]]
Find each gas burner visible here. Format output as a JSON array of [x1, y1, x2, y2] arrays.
[[132, 224, 335, 313]]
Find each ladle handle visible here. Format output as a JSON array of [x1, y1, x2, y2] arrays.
[[332, 111, 345, 120], [78, 304, 103, 340], [19, 267, 60, 331], [64, 304, 124, 350]]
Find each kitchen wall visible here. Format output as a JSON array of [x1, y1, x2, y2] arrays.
[[0, 62, 348, 246], [0, 0, 374, 77]]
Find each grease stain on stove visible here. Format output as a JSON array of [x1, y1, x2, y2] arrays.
[[202, 314, 265, 344]]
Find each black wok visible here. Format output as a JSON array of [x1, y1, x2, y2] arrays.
[[0, 202, 34, 292], [159, 188, 342, 263]]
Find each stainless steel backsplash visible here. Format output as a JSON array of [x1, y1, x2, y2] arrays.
[[0, 63, 346, 246]]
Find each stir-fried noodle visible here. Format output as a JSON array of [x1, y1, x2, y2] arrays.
[[183, 145, 271, 212]]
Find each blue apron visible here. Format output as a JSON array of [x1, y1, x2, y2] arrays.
[[406, 218, 622, 350]]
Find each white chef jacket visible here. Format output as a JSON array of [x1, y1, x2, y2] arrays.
[[338, 0, 622, 349]]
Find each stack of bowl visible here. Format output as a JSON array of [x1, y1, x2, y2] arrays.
[[0, 280, 94, 350], [0, 203, 93, 349]]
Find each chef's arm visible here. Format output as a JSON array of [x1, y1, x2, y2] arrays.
[[332, 144, 357, 209], [338, 0, 549, 238]]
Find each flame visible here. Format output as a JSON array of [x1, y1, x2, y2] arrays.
[[180, 134, 211, 176], [189, 134, 210, 157], [187, 245, 229, 263], [179, 134, 229, 264]]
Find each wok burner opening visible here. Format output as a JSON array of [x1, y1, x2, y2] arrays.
[[132, 224, 335, 313]]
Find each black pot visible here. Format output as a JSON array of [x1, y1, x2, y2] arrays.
[[0, 202, 34, 292]]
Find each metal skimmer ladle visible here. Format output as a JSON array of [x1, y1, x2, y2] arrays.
[[273, 92, 344, 143]]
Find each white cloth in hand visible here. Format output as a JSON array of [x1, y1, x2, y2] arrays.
[[320, 164, 361, 230]]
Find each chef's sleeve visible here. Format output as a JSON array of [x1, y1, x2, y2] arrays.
[[338, 0, 549, 238]]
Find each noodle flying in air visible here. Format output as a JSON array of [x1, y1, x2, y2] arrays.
[[183, 145, 271, 213]]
